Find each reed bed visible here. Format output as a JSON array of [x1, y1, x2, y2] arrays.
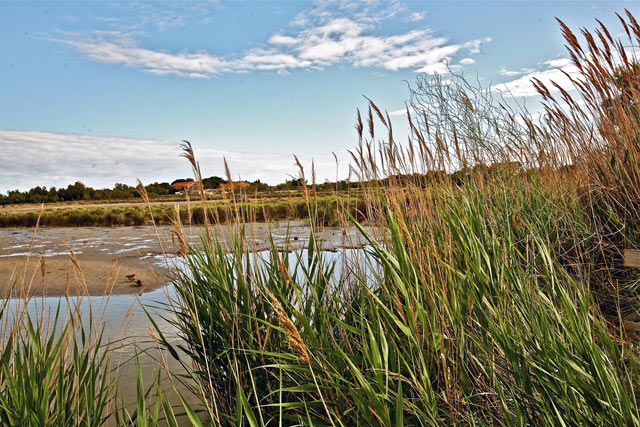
[[143, 11, 640, 426], [0, 230, 116, 426]]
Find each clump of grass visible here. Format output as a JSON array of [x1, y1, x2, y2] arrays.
[[156, 183, 640, 425], [0, 293, 115, 426], [531, 11, 640, 316], [141, 10, 640, 426]]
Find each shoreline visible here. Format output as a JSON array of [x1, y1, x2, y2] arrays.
[[0, 222, 372, 297], [0, 255, 167, 297]]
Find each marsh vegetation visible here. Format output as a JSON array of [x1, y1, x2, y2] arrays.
[[2, 11, 640, 425]]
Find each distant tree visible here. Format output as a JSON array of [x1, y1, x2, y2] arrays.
[[250, 179, 269, 191], [47, 187, 59, 202], [145, 182, 171, 196], [276, 178, 306, 190], [0, 174, 334, 205], [109, 183, 136, 199], [202, 176, 226, 189], [6, 190, 27, 204], [58, 181, 90, 201]]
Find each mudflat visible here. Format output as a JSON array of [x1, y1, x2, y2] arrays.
[[0, 225, 175, 296], [0, 256, 164, 296], [0, 222, 370, 296]]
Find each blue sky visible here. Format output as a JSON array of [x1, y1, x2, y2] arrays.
[[0, 0, 636, 191]]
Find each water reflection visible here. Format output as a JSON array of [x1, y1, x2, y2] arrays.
[[9, 247, 375, 415]]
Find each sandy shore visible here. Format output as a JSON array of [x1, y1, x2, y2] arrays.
[[0, 225, 176, 297], [0, 256, 165, 297], [0, 222, 371, 297]]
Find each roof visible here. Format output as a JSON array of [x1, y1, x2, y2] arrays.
[[171, 181, 196, 188]]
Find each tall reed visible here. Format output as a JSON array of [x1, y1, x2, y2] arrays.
[[145, 10, 640, 426], [0, 292, 115, 426]]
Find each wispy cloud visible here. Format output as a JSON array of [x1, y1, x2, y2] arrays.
[[97, 1, 222, 33], [407, 11, 426, 22], [53, 2, 489, 78], [0, 129, 351, 192], [388, 108, 412, 116], [494, 46, 637, 98], [60, 37, 234, 78], [493, 60, 579, 97], [498, 67, 535, 77]]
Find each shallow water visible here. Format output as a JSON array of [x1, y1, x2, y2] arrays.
[[10, 281, 186, 416], [0, 223, 378, 417], [0, 222, 372, 261]]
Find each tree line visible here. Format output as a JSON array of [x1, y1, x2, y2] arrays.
[[0, 175, 364, 205], [0, 176, 227, 205]]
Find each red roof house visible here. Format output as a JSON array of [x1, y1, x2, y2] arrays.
[[171, 181, 196, 189], [171, 181, 198, 194]]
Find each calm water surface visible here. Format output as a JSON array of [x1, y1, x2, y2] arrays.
[[6, 235, 374, 418]]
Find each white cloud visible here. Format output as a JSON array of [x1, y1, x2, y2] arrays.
[[499, 69, 522, 77], [408, 11, 426, 22], [414, 61, 455, 74], [388, 108, 411, 116], [498, 67, 534, 77], [494, 43, 638, 99], [268, 34, 299, 45], [64, 37, 234, 77], [93, 2, 223, 33], [0, 129, 352, 192], [459, 58, 475, 65], [544, 58, 573, 68], [55, 3, 490, 78], [493, 60, 579, 98]]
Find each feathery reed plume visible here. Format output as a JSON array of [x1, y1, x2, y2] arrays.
[[39, 251, 45, 284], [294, 156, 310, 205], [265, 288, 310, 365], [355, 109, 364, 141], [311, 160, 318, 203], [170, 203, 187, 257], [181, 140, 213, 247], [365, 96, 388, 127], [105, 261, 118, 296], [18, 205, 44, 298], [222, 157, 243, 225], [67, 246, 87, 295], [65, 262, 70, 297], [529, 10, 640, 315]]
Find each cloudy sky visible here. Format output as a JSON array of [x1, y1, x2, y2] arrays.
[[0, 0, 636, 192]]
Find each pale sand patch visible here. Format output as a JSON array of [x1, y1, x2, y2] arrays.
[[0, 222, 372, 297], [0, 256, 166, 297]]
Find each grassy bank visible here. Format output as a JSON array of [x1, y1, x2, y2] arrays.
[[0, 193, 365, 228]]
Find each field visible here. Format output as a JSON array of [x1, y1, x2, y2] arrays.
[[0, 190, 364, 228], [1, 12, 640, 426]]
